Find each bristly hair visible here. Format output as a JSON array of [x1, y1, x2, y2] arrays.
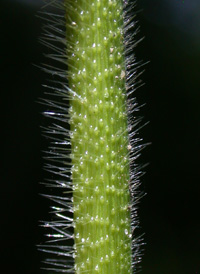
[[39, 0, 147, 273]]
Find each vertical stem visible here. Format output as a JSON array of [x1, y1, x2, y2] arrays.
[[65, 0, 132, 273]]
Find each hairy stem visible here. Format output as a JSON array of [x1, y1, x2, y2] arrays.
[[41, 0, 143, 273], [66, 0, 132, 273]]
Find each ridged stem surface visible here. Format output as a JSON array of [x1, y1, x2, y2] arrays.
[[65, 0, 132, 273]]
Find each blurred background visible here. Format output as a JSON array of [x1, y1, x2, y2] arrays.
[[1, 0, 200, 273]]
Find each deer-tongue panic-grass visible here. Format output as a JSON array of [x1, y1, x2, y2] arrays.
[[41, 0, 143, 273]]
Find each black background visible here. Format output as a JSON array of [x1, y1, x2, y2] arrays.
[[1, 0, 200, 273]]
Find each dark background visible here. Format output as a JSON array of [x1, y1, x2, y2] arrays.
[[1, 0, 200, 273]]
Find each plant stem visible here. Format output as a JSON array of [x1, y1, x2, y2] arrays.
[[65, 0, 132, 273]]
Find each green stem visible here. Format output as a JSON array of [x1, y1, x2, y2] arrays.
[[65, 0, 132, 273]]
